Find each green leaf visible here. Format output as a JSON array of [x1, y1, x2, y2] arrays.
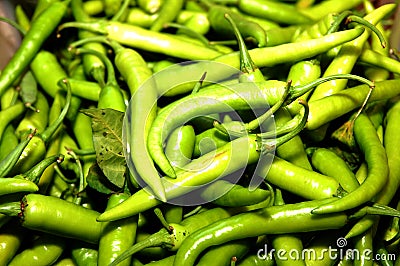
[[81, 108, 126, 189], [19, 70, 38, 107], [86, 163, 117, 194]]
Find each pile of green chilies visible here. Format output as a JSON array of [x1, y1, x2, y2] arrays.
[[1, 0, 400, 265]]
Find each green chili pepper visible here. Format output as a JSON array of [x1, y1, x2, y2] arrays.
[[197, 238, 254, 266], [204, 0, 267, 47], [353, 228, 374, 266], [0, 131, 34, 178], [148, 74, 373, 178], [165, 125, 196, 171], [15, 90, 49, 139], [200, 180, 270, 207], [98, 105, 307, 221], [346, 100, 400, 239], [359, 48, 400, 76], [98, 134, 261, 221], [69, 36, 163, 200], [0, 0, 70, 97], [8, 233, 66, 266], [306, 79, 400, 131], [0, 125, 19, 161], [237, 0, 313, 25], [0, 101, 25, 141], [312, 113, 388, 215], [30, 50, 102, 100], [2, 194, 103, 244], [298, 0, 363, 21], [109, 207, 240, 266], [0, 218, 27, 266], [71, 0, 107, 86], [178, 10, 210, 35], [10, 80, 71, 175], [172, 198, 362, 266], [137, 0, 163, 14], [193, 127, 230, 157], [302, 229, 343, 266], [98, 193, 138, 266], [274, 108, 313, 171], [238, 253, 275, 266], [73, 47, 126, 112], [59, 19, 223, 60], [125, 7, 158, 28], [309, 4, 396, 102], [71, 240, 99, 266], [270, 189, 305, 266], [0, 178, 38, 196], [308, 147, 360, 193], [150, 0, 184, 32], [151, 28, 364, 99]]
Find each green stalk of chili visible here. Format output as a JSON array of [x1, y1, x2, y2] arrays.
[[312, 113, 388, 215], [363, 0, 391, 82], [0, 0, 70, 97]]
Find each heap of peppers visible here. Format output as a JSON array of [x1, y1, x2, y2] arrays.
[[1, 0, 400, 265]]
